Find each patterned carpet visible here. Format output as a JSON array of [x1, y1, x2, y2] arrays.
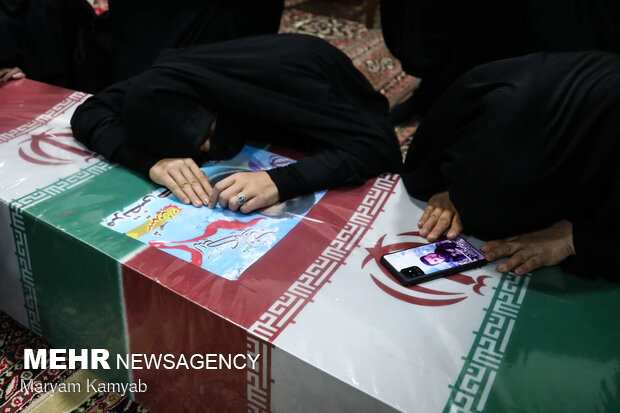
[[280, 4, 420, 148], [0, 312, 145, 413], [287, 0, 376, 29], [1, 2, 419, 413]]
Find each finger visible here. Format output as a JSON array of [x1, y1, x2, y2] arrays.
[[484, 240, 522, 261], [223, 184, 254, 212], [169, 169, 199, 206], [188, 162, 212, 201], [161, 175, 190, 204], [209, 177, 235, 208], [218, 183, 244, 211], [447, 214, 463, 239], [171, 168, 201, 207], [427, 209, 453, 241], [420, 208, 443, 237], [11, 68, 25, 79], [481, 239, 509, 254], [232, 187, 260, 213], [497, 249, 534, 273], [228, 192, 246, 212], [418, 205, 435, 228], [513, 255, 542, 276], [239, 196, 264, 214], [231, 184, 258, 213], [179, 165, 207, 207], [481, 240, 503, 253]]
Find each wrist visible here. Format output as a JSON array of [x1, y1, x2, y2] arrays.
[[567, 224, 575, 256], [559, 219, 575, 256]]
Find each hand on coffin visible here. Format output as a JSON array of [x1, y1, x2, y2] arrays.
[[149, 158, 213, 207], [481, 220, 575, 275], [418, 191, 463, 242], [0, 67, 25, 82], [208, 171, 279, 214]]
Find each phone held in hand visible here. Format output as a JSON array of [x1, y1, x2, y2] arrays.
[[380, 237, 487, 286]]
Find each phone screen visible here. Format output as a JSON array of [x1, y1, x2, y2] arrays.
[[382, 238, 485, 276]]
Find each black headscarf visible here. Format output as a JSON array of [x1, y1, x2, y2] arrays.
[[124, 34, 400, 174], [381, 0, 620, 114], [71, 34, 401, 200], [0, 0, 99, 88], [122, 70, 216, 160], [106, 0, 284, 82], [402, 51, 620, 279], [0, 0, 283, 92], [0, 0, 24, 69]]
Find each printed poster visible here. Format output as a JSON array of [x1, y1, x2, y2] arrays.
[[102, 146, 325, 280]]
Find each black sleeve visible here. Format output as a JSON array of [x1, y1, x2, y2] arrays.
[[0, 17, 21, 69], [266, 149, 377, 201], [71, 79, 160, 176], [560, 223, 619, 282]]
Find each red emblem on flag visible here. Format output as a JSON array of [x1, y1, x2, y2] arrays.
[[18, 128, 97, 166], [362, 232, 490, 306]]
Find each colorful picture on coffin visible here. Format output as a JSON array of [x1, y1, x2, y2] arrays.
[[102, 146, 325, 280]]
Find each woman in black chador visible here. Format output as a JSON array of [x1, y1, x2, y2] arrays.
[[381, 0, 620, 119], [0, 0, 283, 91], [71, 34, 402, 214], [402, 51, 620, 280]]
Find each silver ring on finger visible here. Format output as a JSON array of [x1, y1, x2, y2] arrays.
[[236, 194, 246, 205]]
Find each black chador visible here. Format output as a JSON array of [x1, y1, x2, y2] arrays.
[[106, 0, 284, 83], [0, 0, 98, 88], [381, 0, 620, 116], [71, 34, 402, 201], [0, 0, 283, 92], [402, 52, 620, 280]]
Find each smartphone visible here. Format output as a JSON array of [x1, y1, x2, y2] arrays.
[[380, 237, 487, 286]]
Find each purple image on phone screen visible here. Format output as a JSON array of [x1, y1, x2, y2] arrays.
[[383, 238, 485, 275]]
